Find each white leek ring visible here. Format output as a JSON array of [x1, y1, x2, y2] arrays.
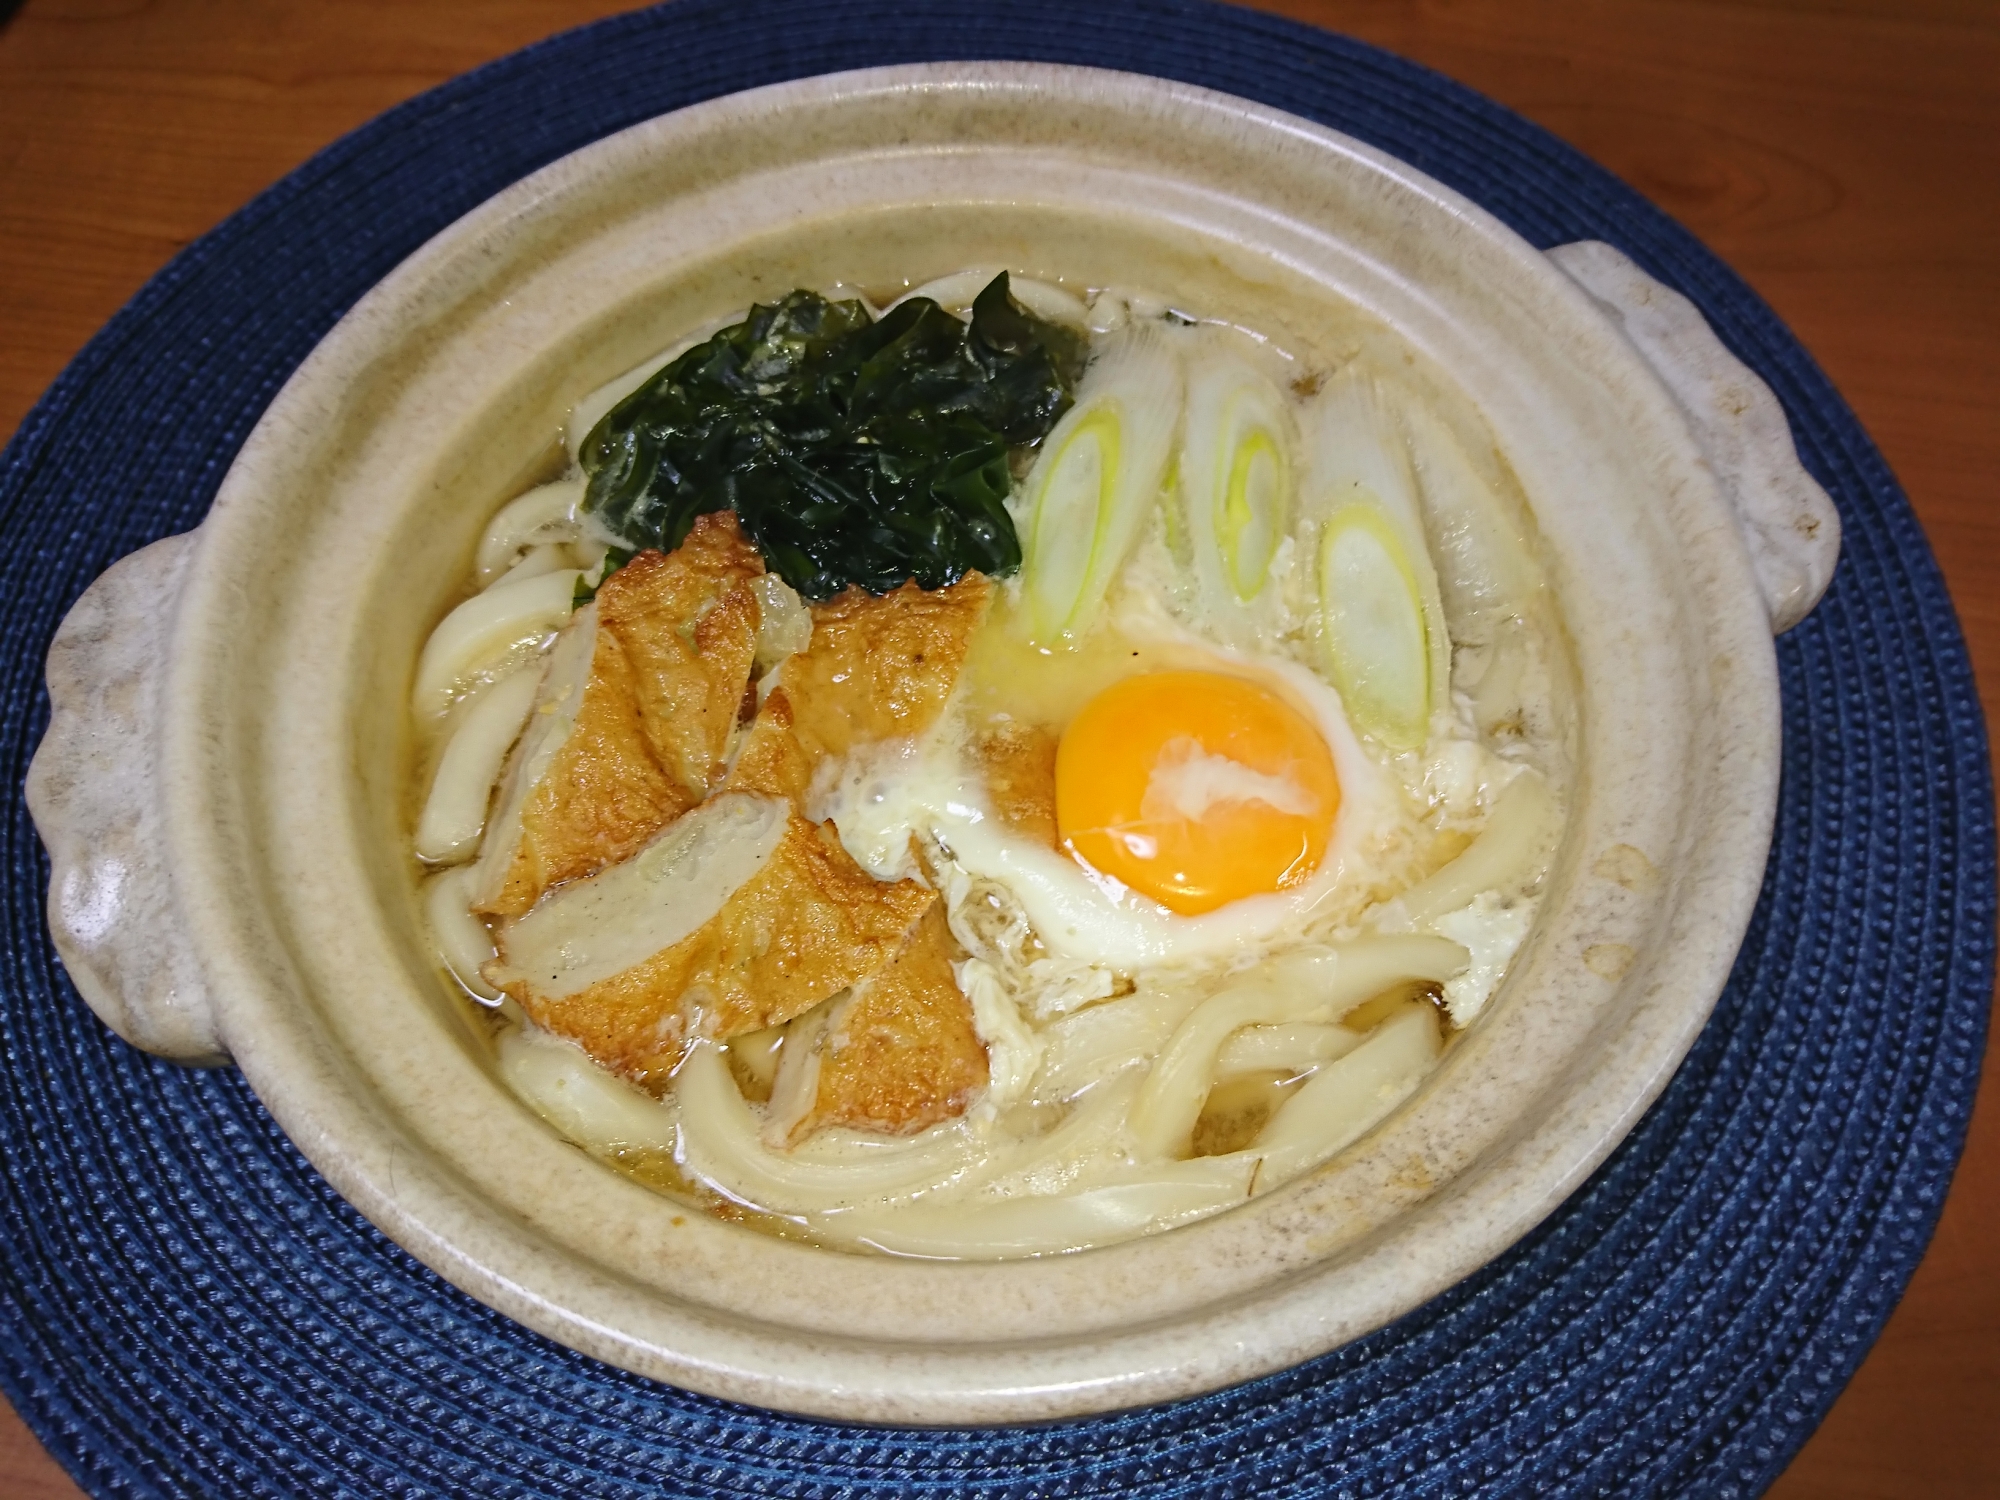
[[1318, 501, 1432, 751]]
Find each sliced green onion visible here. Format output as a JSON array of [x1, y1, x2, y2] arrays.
[[1016, 324, 1183, 642], [1304, 373, 1451, 749], [1180, 352, 1294, 614], [1317, 501, 1432, 750]]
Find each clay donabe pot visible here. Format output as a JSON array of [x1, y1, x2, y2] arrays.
[[25, 64, 1837, 1423]]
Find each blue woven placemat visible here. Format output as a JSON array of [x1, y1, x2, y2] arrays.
[[0, 2, 1990, 1495]]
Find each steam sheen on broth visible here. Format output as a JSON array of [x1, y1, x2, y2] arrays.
[[410, 270, 1571, 1258]]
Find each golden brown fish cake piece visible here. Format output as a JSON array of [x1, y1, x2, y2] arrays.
[[489, 804, 937, 1092], [721, 573, 991, 809], [471, 515, 765, 916], [721, 687, 818, 804], [781, 574, 991, 758], [974, 720, 1059, 849], [595, 512, 765, 797], [474, 620, 693, 917], [775, 904, 988, 1143]]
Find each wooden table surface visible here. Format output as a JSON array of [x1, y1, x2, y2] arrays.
[[1, 1, 1993, 1494]]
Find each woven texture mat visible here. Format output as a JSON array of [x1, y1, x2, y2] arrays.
[[0, 2, 1990, 1495]]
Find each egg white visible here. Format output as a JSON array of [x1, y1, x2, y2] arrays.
[[811, 600, 1421, 970]]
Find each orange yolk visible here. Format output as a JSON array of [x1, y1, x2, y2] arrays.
[[1054, 670, 1342, 915]]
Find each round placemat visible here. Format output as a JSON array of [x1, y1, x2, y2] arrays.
[[1, 2, 1990, 1495]]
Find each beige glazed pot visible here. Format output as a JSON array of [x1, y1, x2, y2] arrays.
[[24, 64, 1838, 1423]]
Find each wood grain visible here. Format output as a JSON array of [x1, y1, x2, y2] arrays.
[[1, 1, 1993, 1495]]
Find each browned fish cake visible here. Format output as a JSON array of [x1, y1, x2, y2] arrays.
[[722, 686, 818, 804], [474, 623, 693, 917], [488, 802, 937, 1092], [783, 904, 988, 1141], [473, 515, 765, 916], [974, 719, 1059, 849], [783, 573, 990, 756], [595, 512, 765, 797], [723, 573, 991, 807]]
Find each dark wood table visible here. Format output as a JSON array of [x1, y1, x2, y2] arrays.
[[2, 2, 1993, 1494]]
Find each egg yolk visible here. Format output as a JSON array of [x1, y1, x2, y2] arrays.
[[1054, 670, 1341, 915]]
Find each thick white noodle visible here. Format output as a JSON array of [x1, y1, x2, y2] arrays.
[[800, 1076, 1145, 1250], [1034, 982, 1209, 1099], [962, 1074, 1142, 1200], [1386, 769, 1558, 928], [498, 1024, 678, 1152], [1214, 1021, 1364, 1078], [811, 997, 1441, 1257], [1252, 1003, 1443, 1181], [1124, 936, 1469, 1159], [411, 567, 580, 718], [425, 865, 500, 1001], [415, 667, 542, 864], [675, 1044, 985, 1213], [496, 542, 573, 588], [835, 1158, 1255, 1259], [475, 479, 585, 586]]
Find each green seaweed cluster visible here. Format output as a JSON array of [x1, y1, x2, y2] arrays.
[[578, 272, 1085, 601]]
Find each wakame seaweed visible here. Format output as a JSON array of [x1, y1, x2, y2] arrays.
[[577, 273, 1087, 600]]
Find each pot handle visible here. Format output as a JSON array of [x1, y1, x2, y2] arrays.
[[1547, 240, 1840, 634], [25, 532, 228, 1064]]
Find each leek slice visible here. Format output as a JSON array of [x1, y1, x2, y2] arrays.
[[1180, 351, 1295, 615], [1015, 323, 1183, 642], [1318, 503, 1431, 750], [1305, 373, 1451, 750]]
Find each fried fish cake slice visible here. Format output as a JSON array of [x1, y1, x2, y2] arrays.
[[723, 573, 992, 803], [765, 904, 988, 1145], [974, 719, 1059, 849], [722, 686, 817, 804], [595, 512, 764, 797], [786, 574, 991, 755], [470, 515, 766, 916], [472, 605, 693, 917], [485, 793, 937, 1092]]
